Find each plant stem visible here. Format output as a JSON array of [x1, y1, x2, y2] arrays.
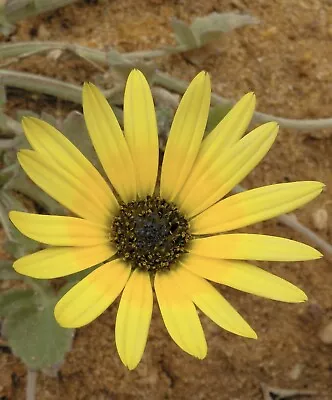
[[4, 0, 79, 24], [26, 369, 37, 400], [2, 41, 332, 131], [0, 70, 83, 103], [0, 69, 122, 106], [155, 72, 332, 131], [0, 42, 108, 64], [0, 198, 15, 241], [278, 213, 332, 260], [0, 114, 23, 136]]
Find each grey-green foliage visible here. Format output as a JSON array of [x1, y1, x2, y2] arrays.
[[0, 190, 40, 258], [0, 260, 22, 280], [61, 110, 101, 168], [1, 282, 74, 370], [206, 103, 233, 134], [0, 0, 79, 35], [0, 287, 35, 317], [0, 84, 7, 129], [107, 49, 157, 86], [171, 12, 258, 50]]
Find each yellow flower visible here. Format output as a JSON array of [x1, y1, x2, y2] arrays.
[[10, 70, 323, 370]]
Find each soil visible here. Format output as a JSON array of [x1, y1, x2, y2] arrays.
[[1, 0, 332, 399]]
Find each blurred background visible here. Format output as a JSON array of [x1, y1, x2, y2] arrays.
[[0, 0, 331, 399]]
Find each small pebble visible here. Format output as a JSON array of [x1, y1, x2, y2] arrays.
[[311, 208, 328, 231], [318, 321, 332, 344], [289, 363, 303, 380]]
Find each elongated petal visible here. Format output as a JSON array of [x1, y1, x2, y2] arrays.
[[192, 182, 324, 234], [83, 83, 136, 202], [9, 211, 109, 247], [190, 234, 322, 261], [184, 93, 255, 200], [22, 117, 117, 215], [124, 70, 159, 197], [116, 269, 153, 370], [178, 122, 278, 217], [18, 150, 111, 225], [154, 271, 207, 359], [160, 72, 211, 202], [174, 267, 257, 338], [181, 253, 307, 302], [55, 259, 131, 328], [13, 245, 115, 279]]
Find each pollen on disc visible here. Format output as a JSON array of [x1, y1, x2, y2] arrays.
[[111, 196, 191, 272]]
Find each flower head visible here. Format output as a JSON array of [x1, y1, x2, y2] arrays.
[[10, 70, 323, 370]]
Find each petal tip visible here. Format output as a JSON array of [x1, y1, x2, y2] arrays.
[[243, 327, 258, 340], [126, 360, 139, 371], [251, 332, 258, 340], [300, 293, 308, 302], [292, 289, 308, 303], [194, 345, 208, 360], [129, 68, 142, 77], [21, 116, 28, 125], [245, 91, 256, 101], [21, 116, 36, 132], [318, 181, 326, 191], [195, 70, 211, 85], [311, 248, 323, 260], [83, 81, 97, 94]]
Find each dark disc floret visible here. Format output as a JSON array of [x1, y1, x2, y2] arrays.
[[111, 196, 191, 272]]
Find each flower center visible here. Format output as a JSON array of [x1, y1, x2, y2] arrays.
[[111, 196, 191, 272]]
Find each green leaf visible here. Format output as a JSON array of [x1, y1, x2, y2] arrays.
[[107, 48, 130, 66], [0, 191, 41, 258], [5, 169, 66, 215], [0, 259, 22, 280], [16, 109, 39, 122], [40, 111, 58, 127], [0, 84, 6, 130], [0, 288, 35, 318], [191, 12, 258, 46], [0, 83, 6, 107], [62, 111, 101, 168], [170, 18, 198, 49], [206, 103, 233, 133], [0, 164, 17, 187], [0, 4, 15, 37], [3, 293, 74, 370]]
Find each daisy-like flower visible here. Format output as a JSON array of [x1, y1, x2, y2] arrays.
[[10, 70, 323, 370]]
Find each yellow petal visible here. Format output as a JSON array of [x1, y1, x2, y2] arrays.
[[9, 211, 109, 247], [124, 70, 159, 198], [160, 72, 211, 202], [191, 234, 322, 261], [182, 253, 307, 303], [55, 259, 131, 328], [178, 122, 278, 217], [13, 245, 115, 279], [82, 83, 137, 202], [154, 270, 207, 359], [192, 181, 324, 234], [183, 93, 255, 202], [18, 150, 111, 225], [116, 269, 153, 370], [22, 117, 117, 215], [174, 267, 257, 338]]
